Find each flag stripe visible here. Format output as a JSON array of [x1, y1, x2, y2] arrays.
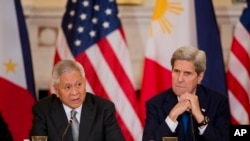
[[98, 30, 139, 109], [227, 1, 250, 125], [115, 114, 134, 141], [56, 31, 75, 61], [231, 40, 250, 76], [227, 72, 250, 113], [234, 22, 250, 52], [15, 0, 36, 95], [229, 90, 249, 124], [228, 49, 249, 93], [106, 28, 135, 85]]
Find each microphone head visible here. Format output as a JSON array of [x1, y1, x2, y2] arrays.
[[69, 117, 73, 123]]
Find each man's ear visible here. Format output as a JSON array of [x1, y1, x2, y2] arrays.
[[198, 72, 204, 84], [53, 85, 59, 97]]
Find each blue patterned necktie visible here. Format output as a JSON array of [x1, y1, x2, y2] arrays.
[[71, 110, 79, 141], [182, 112, 189, 134]]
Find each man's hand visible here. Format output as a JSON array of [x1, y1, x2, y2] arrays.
[[180, 93, 204, 123], [168, 97, 191, 121]]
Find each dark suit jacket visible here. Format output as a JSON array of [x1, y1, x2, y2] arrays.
[[0, 114, 13, 141], [30, 93, 125, 141], [142, 84, 230, 141]]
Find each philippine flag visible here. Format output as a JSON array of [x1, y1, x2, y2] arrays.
[[139, 0, 227, 125], [0, 0, 36, 140]]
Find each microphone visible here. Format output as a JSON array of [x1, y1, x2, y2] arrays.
[[62, 117, 73, 141]]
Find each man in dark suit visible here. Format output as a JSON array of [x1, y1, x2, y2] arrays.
[[142, 46, 230, 141], [30, 60, 125, 141], [0, 114, 13, 141]]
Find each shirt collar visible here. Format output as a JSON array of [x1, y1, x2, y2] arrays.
[[63, 104, 82, 123]]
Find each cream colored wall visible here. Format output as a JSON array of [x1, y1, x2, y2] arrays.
[[22, 0, 66, 8], [22, 0, 233, 8]]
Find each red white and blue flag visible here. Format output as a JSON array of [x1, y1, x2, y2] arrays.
[[227, 0, 250, 125], [53, 0, 143, 140], [139, 0, 227, 125], [0, 0, 36, 140]]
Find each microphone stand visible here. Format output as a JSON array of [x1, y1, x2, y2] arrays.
[[62, 117, 73, 141], [189, 112, 196, 141]]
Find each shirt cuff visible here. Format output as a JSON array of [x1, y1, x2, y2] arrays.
[[198, 124, 208, 135], [165, 116, 178, 132]]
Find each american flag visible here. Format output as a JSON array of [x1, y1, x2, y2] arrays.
[[54, 0, 143, 140], [227, 0, 250, 125]]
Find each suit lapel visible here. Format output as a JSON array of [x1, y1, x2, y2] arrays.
[[163, 90, 178, 116], [50, 95, 71, 141], [78, 93, 96, 141], [196, 85, 210, 115]]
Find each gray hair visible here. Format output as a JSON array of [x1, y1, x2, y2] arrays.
[[171, 46, 206, 75], [52, 60, 85, 85]]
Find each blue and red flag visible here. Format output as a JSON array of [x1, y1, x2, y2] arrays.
[[0, 0, 36, 140], [139, 0, 227, 124]]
